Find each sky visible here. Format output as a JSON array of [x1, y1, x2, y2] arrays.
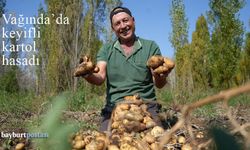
[[4, 0, 250, 58]]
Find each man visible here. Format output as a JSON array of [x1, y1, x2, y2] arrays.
[[83, 6, 168, 131]]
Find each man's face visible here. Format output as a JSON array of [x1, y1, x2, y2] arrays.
[[111, 12, 135, 42]]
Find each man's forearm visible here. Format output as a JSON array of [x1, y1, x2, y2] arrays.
[[153, 74, 167, 88], [84, 73, 105, 85]]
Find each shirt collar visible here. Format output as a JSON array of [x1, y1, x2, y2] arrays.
[[114, 36, 142, 53]]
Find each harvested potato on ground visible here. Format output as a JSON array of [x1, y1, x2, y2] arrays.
[[72, 140, 85, 149], [150, 142, 160, 150], [120, 142, 137, 150], [108, 145, 120, 150], [15, 143, 25, 150], [178, 136, 186, 144], [133, 139, 151, 150], [151, 126, 164, 138], [70, 94, 195, 150], [143, 133, 156, 144], [182, 144, 192, 150], [117, 103, 130, 110], [74, 55, 99, 77], [124, 94, 140, 101]]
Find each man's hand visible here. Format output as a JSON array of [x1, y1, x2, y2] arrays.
[[147, 55, 175, 76], [151, 68, 170, 79], [74, 56, 99, 77], [147, 55, 175, 88]]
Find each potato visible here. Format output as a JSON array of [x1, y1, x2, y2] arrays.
[[74, 55, 99, 77], [117, 103, 130, 110], [108, 145, 120, 150], [84, 135, 94, 145], [111, 134, 121, 143], [143, 116, 153, 124], [153, 65, 169, 74], [124, 94, 140, 101], [96, 135, 109, 146], [163, 57, 175, 69], [112, 121, 120, 129], [150, 142, 160, 150], [74, 135, 83, 141], [85, 141, 97, 150], [181, 144, 192, 150], [147, 55, 175, 75], [133, 139, 151, 150], [150, 126, 164, 138], [114, 110, 128, 121], [196, 131, 204, 139], [124, 112, 143, 122], [169, 136, 177, 144], [129, 104, 141, 113], [145, 120, 156, 129], [121, 135, 133, 143], [73, 140, 85, 149], [120, 142, 138, 150], [178, 136, 186, 144], [15, 143, 25, 150], [147, 55, 164, 69], [143, 133, 156, 144], [96, 140, 106, 150]]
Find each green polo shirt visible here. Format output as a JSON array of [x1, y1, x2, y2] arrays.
[[97, 37, 161, 107]]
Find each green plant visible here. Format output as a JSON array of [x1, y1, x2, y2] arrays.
[[31, 94, 78, 150]]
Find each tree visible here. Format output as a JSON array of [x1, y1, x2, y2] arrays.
[[238, 33, 250, 83], [208, 0, 245, 88], [0, 37, 20, 93], [0, 0, 6, 17], [169, 0, 192, 96], [0, 0, 6, 75], [190, 15, 211, 90], [35, 5, 49, 95], [35, 0, 121, 94]]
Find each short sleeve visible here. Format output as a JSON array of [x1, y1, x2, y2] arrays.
[[150, 41, 162, 56], [96, 44, 110, 62]]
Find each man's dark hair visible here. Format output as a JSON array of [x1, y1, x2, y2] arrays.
[[109, 6, 132, 24]]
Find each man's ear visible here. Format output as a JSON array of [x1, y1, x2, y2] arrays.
[[132, 17, 135, 22]]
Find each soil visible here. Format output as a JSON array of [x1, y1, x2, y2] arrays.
[[0, 105, 249, 149]]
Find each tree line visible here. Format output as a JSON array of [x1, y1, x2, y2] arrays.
[[170, 0, 250, 98], [0, 0, 249, 98]]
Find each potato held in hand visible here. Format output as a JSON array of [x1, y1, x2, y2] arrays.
[[147, 55, 175, 75], [147, 55, 164, 69], [74, 56, 99, 77]]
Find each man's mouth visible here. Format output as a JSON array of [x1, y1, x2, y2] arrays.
[[120, 27, 130, 36]]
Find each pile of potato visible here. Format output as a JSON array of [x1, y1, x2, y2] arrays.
[[70, 95, 193, 150]]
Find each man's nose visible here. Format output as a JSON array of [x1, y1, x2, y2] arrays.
[[120, 22, 126, 29]]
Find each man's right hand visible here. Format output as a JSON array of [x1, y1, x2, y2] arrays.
[[74, 56, 99, 77]]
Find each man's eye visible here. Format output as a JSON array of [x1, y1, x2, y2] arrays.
[[123, 18, 129, 22], [115, 22, 120, 26]]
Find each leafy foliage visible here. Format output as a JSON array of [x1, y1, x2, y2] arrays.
[[190, 15, 211, 90], [31, 94, 78, 150], [169, 0, 192, 97], [208, 0, 245, 89], [238, 33, 250, 83], [0, 0, 6, 17]]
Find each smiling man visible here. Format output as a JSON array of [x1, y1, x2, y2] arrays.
[[83, 6, 169, 131]]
